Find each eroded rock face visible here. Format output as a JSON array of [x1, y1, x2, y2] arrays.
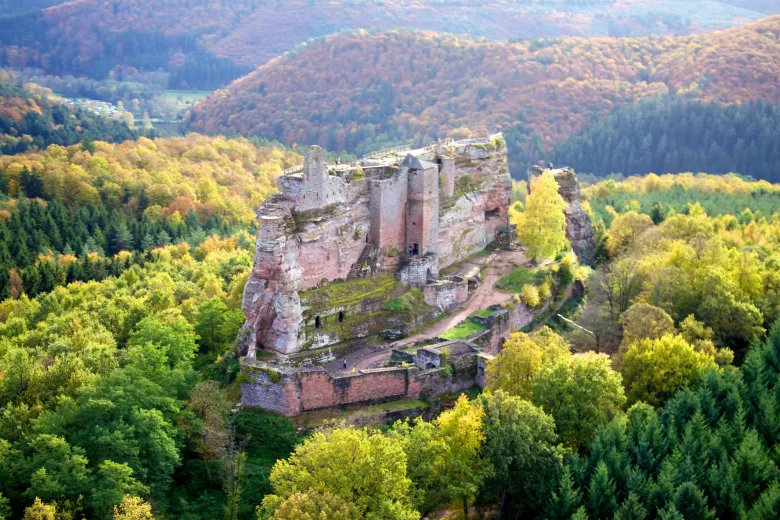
[[243, 138, 511, 356], [529, 165, 596, 266]]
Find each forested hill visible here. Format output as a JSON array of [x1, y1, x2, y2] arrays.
[[0, 73, 139, 155], [0, 0, 777, 89], [186, 17, 780, 177], [0, 134, 301, 298], [551, 97, 780, 182]]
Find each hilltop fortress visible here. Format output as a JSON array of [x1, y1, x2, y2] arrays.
[[242, 135, 512, 357]]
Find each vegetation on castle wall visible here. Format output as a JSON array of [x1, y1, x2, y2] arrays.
[[301, 274, 401, 313]]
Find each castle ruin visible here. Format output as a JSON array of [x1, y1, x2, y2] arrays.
[[242, 135, 512, 357]]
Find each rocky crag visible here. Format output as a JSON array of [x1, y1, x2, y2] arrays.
[[242, 135, 511, 357], [529, 165, 596, 265]]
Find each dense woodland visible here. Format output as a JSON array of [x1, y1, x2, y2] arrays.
[[551, 97, 780, 182], [187, 18, 780, 178], [0, 135, 304, 518], [0, 134, 300, 298], [0, 74, 140, 155], [0, 0, 774, 90], [0, 137, 778, 517]]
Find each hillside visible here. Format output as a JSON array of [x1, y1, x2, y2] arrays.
[[187, 17, 780, 176], [0, 0, 777, 89], [0, 71, 139, 154], [551, 97, 780, 182]]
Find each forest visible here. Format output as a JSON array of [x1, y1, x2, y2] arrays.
[[0, 139, 778, 517], [550, 97, 780, 182], [0, 133, 301, 298], [0, 74, 140, 155], [186, 17, 780, 178], [0, 0, 775, 90]]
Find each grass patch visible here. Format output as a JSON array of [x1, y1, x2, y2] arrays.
[[385, 288, 425, 312], [301, 274, 401, 312], [441, 318, 485, 340], [495, 266, 542, 293], [471, 308, 494, 319], [356, 398, 428, 414]]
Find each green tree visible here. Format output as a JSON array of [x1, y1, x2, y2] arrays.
[[620, 334, 717, 406], [546, 467, 583, 520], [614, 492, 647, 520], [259, 427, 418, 520], [264, 490, 360, 520], [587, 462, 618, 519], [532, 352, 626, 449], [478, 391, 565, 516], [521, 172, 568, 261], [195, 298, 244, 354]]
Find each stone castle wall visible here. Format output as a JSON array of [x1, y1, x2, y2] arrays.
[[240, 280, 576, 416], [423, 276, 468, 312]]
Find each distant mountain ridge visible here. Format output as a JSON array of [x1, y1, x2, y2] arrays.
[[0, 0, 777, 89], [186, 16, 780, 176]]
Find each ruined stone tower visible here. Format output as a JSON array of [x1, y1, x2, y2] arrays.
[[403, 154, 439, 257]]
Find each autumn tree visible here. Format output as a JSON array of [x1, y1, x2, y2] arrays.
[[259, 427, 418, 519], [485, 327, 570, 398], [114, 496, 155, 520], [620, 334, 717, 406], [605, 211, 654, 257], [619, 302, 676, 347], [521, 172, 568, 261], [265, 490, 360, 520]]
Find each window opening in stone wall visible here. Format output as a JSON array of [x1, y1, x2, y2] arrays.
[[425, 362, 436, 369], [485, 208, 500, 220], [338, 311, 344, 323], [315, 315, 321, 329]]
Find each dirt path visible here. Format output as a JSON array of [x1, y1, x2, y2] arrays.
[[329, 249, 529, 371]]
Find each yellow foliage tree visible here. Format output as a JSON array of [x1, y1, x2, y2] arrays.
[[521, 172, 568, 261], [486, 327, 570, 398], [114, 495, 155, 520]]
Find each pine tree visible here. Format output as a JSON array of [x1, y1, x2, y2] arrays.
[[547, 466, 583, 519], [614, 492, 647, 520], [587, 462, 618, 519], [674, 482, 715, 520]]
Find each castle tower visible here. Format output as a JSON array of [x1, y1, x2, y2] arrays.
[[403, 154, 440, 257], [297, 145, 347, 211]]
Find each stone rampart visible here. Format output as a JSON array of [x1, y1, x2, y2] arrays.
[[241, 363, 474, 416]]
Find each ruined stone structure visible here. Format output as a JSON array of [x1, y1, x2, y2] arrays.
[[242, 135, 511, 356], [240, 279, 583, 416], [529, 165, 596, 265]]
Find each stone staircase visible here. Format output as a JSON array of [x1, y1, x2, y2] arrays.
[[348, 244, 377, 279]]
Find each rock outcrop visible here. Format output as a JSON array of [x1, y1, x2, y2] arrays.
[[529, 165, 596, 266]]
